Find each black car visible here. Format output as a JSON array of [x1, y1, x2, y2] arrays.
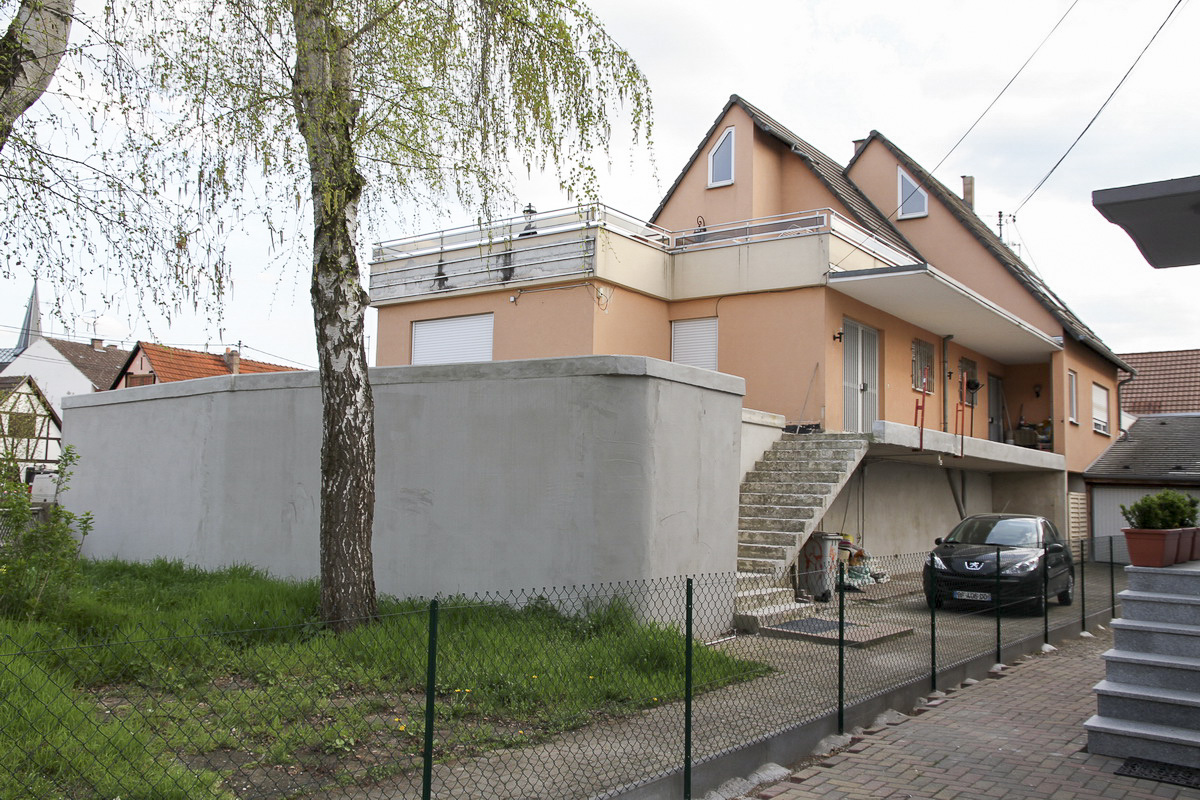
[[923, 514, 1074, 613]]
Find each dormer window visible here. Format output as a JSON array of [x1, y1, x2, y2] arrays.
[[708, 127, 735, 187], [897, 167, 928, 219]]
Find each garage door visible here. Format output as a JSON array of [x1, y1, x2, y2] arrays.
[[411, 313, 494, 365]]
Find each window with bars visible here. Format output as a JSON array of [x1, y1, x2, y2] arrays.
[[912, 339, 934, 393]]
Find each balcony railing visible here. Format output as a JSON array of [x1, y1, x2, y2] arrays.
[[369, 205, 917, 302]]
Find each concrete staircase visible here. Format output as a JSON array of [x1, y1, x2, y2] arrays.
[[733, 432, 870, 632], [1085, 562, 1200, 769]]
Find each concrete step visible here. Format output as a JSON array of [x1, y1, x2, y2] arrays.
[[734, 586, 796, 612], [738, 530, 801, 547], [1118, 589, 1200, 625], [758, 456, 853, 472], [1125, 563, 1200, 596], [740, 491, 826, 507], [1111, 617, 1200, 659], [1094, 679, 1200, 732], [737, 557, 783, 575], [738, 516, 810, 533], [1085, 715, 1200, 769], [745, 471, 845, 484], [1102, 649, 1200, 693], [763, 444, 864, 459], [781, 433, 870, 446], [736, 571, 785, 591], [738, 543, 787, 561], [741, 478, 835, 494], [738, 504, 817, 520], [733, 601, 817, 634]]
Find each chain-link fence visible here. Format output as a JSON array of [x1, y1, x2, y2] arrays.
[[0, 546, 1128, 800]]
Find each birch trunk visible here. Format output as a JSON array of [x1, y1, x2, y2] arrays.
[[291, 0, 377, 629], [0, 0, 73, 153]]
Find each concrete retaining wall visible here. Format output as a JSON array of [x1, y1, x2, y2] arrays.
[[63, 356, 745, 601]]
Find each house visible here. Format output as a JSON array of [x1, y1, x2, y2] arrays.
[[0, 336, 129, 418], [1117, 349, 1200, 417], [1084, 413, 1200, 560], [367, 96, 1127, 574], [111, 342, 299, 389], [0, 375, 62, 483]]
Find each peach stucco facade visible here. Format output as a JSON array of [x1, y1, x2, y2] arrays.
[[370, 95, 1127, 515]]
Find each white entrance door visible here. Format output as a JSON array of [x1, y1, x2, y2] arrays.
[[842, 319, 878, 434]]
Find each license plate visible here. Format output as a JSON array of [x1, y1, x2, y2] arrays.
[[953, 590, 992, 601]]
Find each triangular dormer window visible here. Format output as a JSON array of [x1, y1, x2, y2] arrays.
[[708, 127, 735, 188], [897, 167, 928, 219]]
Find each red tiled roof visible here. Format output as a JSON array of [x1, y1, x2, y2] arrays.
[[1119, 349, 1200, 415], [135, 342, 300, 383]]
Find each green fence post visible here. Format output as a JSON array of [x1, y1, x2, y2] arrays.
[[838, 561, 845, 735], [994, 545, 1002, 665], [1042, 545, 1050, 645], [684, 578, 693, 800], [1109, 536, 1117, 618], [423, 598, 439, 800], [929, 556, 937, 693], [1080, 538, 1087, 631]]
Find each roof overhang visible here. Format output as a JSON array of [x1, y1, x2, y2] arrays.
[[1092, 175, 1200, 268], [828, 263, 1062, 363]]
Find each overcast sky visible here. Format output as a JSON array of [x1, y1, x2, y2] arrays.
[[3, 0, 1198, 367]]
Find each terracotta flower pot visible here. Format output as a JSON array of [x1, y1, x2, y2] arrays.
[[1122, 528, 1182, 568], [1178, 528, 1196, 564]]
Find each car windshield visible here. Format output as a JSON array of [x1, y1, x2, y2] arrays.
[[945, 517, 1040, 547]]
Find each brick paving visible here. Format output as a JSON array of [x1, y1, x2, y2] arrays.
[[753, 626, 1200, 800]]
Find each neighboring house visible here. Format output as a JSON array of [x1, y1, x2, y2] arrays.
[[111, 342, 299, 389], [1084, 413, 1200, 559], [0, 375, 62, 481], [1117, 349, 1200, 416], [0, 337, 129, 418], [366, 95, 1128, 563]]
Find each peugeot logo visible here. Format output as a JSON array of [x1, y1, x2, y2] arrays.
[[965, 561, 984, 571]]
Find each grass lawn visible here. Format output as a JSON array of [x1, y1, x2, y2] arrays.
[[0, 560, 768, 799]]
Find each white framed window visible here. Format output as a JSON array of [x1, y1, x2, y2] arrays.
[[1092, 383, 1110, 435], [708, 127, 735, 188], [671, 317, 718, 371], [412, 313, 494, 365], [1067, 370, 1078, 423], [912, 339, 935, 393], [897, 167, 928, 219]]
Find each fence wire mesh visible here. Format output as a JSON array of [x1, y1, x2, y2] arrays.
[[0, 548, 1130, 800]]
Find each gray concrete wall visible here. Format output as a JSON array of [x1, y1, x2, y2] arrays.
[[739, 408, 785, 480], [63, 356, 745, 601], [818, 462, 994, 556], [993, 470, 1068, 536]]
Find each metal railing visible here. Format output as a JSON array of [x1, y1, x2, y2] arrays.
[[0, 545, 1127, 800]]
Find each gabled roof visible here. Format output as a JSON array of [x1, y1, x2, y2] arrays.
[[1119, 350, 1200, 415], [847, 131, 1131, 373], [0, 374, 63, 429], [1085, 413, 1200, 484], [113, 342, 299, 388], [41, 337, 130, 391], [650, 95, 920, 258]]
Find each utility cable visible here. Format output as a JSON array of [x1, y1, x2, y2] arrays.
[[1016, 0, 1187, 213]]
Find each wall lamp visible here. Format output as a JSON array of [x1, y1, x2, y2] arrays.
[[1034, 383, 1043, 398], [832, 330, 844, 342]]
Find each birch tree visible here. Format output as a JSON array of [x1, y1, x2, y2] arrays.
[[117, 0, 650, 628], [0, 0, 72, 154]]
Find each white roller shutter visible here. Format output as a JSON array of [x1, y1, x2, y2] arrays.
[[671, 318, 718, 371], [412, 313, 494, 365]]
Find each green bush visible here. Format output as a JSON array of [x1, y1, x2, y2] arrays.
[[0, 446, 94, 620], [1120, 489, 1200, 530]]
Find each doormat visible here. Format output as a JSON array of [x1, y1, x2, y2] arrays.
[[761, 617, 913, 647], [1115, 757, 1200, 789]]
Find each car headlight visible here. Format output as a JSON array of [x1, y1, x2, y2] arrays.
[[1001, 556, 1040, 576], [929, 554, 948, 570]]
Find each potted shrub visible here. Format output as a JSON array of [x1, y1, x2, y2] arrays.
[[1120, 489, 1199, 567]]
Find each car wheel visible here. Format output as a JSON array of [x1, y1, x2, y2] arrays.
[[1058, 571, 1075, 606]]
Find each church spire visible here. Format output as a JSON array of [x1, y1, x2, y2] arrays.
[[15, 281, 41, 351]]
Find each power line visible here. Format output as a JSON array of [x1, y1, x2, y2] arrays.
[[1016, 0, 1187, 213]]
